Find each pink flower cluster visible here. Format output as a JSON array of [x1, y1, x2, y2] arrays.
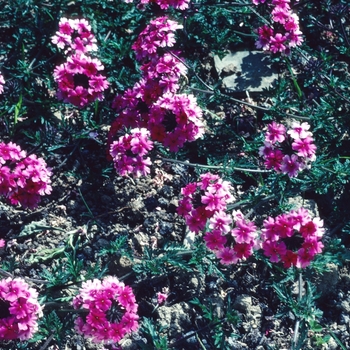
[[177, 173, 235, 233], [261, 208, 324, 268], [73, 277, 139, 344], [177, 175, 259, 265], [0, 142, 52, 209], [124, 0, 190, 10], [108, 16, 204, 175], [110, 128, 153, 177], [0, 277, 43, 341], [253, 0, 303, 54], [259, 121, 316, 177], [177, 175, 325, 268], [205, 210, 259, 265], [0, 73, 4, 94], [52, 18, 109, 107]]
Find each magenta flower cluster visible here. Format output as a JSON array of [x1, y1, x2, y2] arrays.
[[0, 277, 43, 341], [253, 0, 303, 54], [108, 16, 205, 175], [261, 208, 324, 268], [177, 175, 259, 265], [259, 121, 317, 177], [177, 172, 259, 265], [205, 210, 259, 265], [0, 141, 52, 209], [52, 18, 109, 107], [72, 276, 139, 344], [123, 0, 190, 10], [177, 172, 235, 234], [110, 128, 153, 177], [177, 173, 324, 268]]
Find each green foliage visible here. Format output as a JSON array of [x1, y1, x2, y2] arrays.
[[190, 295, 240, 349], [138, 317, 169, 350], [189, 239, 226, 279], [133, 243, 193, 278], [273, 275, 323, 350], [33, 310, 67, 347], [98, 234, 133, 260]]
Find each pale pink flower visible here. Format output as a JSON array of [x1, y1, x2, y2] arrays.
[[209, 211, 232, 233], [287, 122, 312, 139], [0, 73, 4, 94], [201, 191, 225, 212], [292, 136, 317, 158]]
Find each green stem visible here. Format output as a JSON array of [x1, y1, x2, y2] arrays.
[[14, 93, 22, 129], [161, 157, 271, 173], [284, 57, 302, 100]]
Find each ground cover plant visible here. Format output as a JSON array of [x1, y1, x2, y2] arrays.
[[1, 0, 350, 349]]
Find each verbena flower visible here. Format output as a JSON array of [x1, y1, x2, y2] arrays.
[[0, 277, 42, 341], [0, 142, 52, 209], [156, 288, 169, 305], [260, 121, 316, 177], [53, 52, 109, 107], [177, 173, 234, 234], [265, 121, 286, 144], [72, 276, 139, 344], [108, 15, 205, 174], [110, 128, 154, 177], [51, 17, 97, 54], [132, 16, 183, 60], [253, 0, 303, 54], [178, 174, 259, 265], [261, 208, 324, 268], [52, 18, 108, 108]]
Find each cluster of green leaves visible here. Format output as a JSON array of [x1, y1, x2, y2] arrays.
[[190, 295, 240, 350]]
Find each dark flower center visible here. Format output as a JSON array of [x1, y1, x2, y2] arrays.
[[106, 300, 125, 324], [73, 73, 90, 89], [0, 299, 11, 319]]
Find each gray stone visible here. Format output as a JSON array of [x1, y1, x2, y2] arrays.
[[118, 338, 139, 350], [316, 263, 339, 295], [233, 294, 262, 324], [96, 238, 109, 248], [286, 196, 319, 217], [157, 302, 192, 338], [214, 51, 278, 93], [340, 300, 350, 314]]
